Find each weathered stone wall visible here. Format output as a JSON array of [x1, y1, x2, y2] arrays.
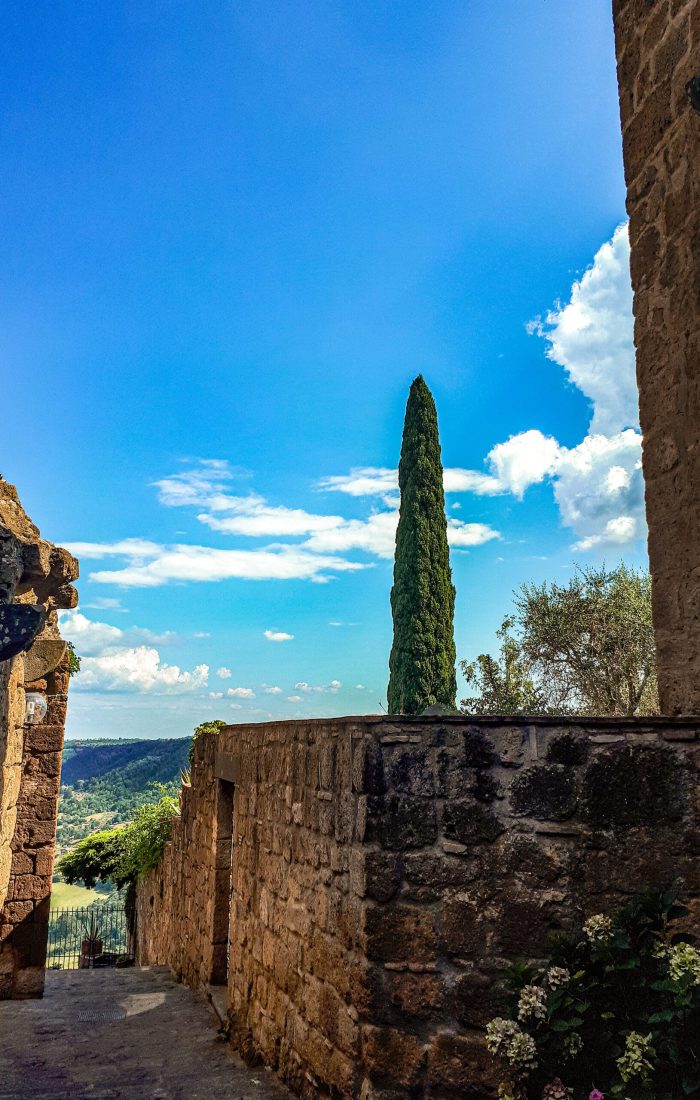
[[0, 480, 78, 998], [136, 715, 700, 1098], [136, 731, 226, 989], [613, 0, 700, 712]]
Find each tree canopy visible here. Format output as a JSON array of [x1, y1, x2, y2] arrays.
[[461, 564, 658, 717]]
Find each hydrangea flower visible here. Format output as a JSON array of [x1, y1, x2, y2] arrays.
[[589, 1090, 604, 1100], [517, 983, 547, 1022], [563, 1031, 583, 1058], [616, 1031, 655, 1083], [541, 1079, 571, 1099], [486, 1017, 538, 1072], [545, 966, 570, 989], [668, 942, 700, 984], [506, 1030, 538, 1070], [583, 914, 614, 944], [486, 1017, 519, 1057]]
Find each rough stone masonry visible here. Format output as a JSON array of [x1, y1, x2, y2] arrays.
[[613, 0, 700, 712], [0, 480, 78, 998], [136, 716, 700, 1099]]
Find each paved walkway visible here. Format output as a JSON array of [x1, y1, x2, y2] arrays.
[[0, 967, 292, 1100]]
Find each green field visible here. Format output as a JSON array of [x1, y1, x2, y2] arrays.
[[50, 881, 102, 909]]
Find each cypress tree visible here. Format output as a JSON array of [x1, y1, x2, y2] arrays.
[[387, 376, 457, 714]]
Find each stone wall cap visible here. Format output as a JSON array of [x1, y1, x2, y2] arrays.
[[220, 713, 700, 735]]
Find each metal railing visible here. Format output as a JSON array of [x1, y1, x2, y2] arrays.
[[47, 905, 133, 970]]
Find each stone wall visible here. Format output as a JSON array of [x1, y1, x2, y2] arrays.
[[136, 715, 700, 1099], [0, 480, 78, 998], [613, 0, 700, 712]]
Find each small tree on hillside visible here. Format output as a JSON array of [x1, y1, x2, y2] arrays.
[[388, 376, 456, 714]]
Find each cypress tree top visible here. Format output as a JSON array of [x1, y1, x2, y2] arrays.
[[387, 375, 456, 714]]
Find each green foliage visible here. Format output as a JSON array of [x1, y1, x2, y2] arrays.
[[461, 564, 658, 717], [57, 827, 126, 889], [388, 375, 456, 714], [461, 617, 555, 715], [189, 718, 226, 765], [67, 641, 81, 677], [57, 788, 179, 888], [115, 787, 179, 879], [487, 889, 700, 1099]]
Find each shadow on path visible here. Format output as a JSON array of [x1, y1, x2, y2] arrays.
[[0, 967, 292, 1099]]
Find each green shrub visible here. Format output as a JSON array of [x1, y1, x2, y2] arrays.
[[189, 718, 225, 765], [116, 788, 179, 879], [57, 788, 179, 887], [67, 641, 81, 677], [487, 889, 700, 1099], [57, 827, 126, 889]]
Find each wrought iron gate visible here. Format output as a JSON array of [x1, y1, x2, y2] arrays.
[[47, 905, 133, 970]]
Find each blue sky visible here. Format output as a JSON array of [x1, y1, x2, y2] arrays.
[[1, 1, 646, 738]]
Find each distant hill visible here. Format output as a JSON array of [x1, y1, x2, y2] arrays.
[[57, 738, 190, 853]]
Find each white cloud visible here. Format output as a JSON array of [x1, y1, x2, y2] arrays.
[[59, 611, 124, 655], [227, 686, 255, 698], [531, 223, 637, 435], [438, 224, 643, 554], [217, 667, 232, 679], [356, 684, 366, 690], [317, 468, 397, 497], [574, 515, 639, 552], [554, 430, 644, 551], [487, 430, 562, 498], [287, 695, 302, 703], [447, 519, 501, 548], [303, 511, 398, 559], [328, 620, 359, 627], [87, 543, 367, 587], [59, 610, 176, 654], [294, 679, 342, 694], [305, 509, 499, 559], [262, 685, 283, 695], [208, 691, 223, 699], [264, 629, 294, 642], [59, 611, 207, 695], [199, 504, 342, 538], [75, 647, 209, 694], [62, 538, 162, 560], [83, 597, 126, 612]]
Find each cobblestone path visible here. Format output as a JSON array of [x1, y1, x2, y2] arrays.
[[0, 967, 292, 1099]]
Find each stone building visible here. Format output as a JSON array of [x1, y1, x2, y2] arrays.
[[0, 480, 78, 998], [613, 0, 700, 712]]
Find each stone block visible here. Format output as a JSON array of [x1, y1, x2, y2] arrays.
[[426, 1032, 498, 1094], [510, 764, 579, 821], [387, 748, 434, 797], [385, 970, 445, 1020], [378, 795, 438, 850], [443, 799, 503, 846], [582, 742, 689, 828], [361, 1025, 425, 1087], [363, 905, 438, 966], [441, 900, 483, 959]]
